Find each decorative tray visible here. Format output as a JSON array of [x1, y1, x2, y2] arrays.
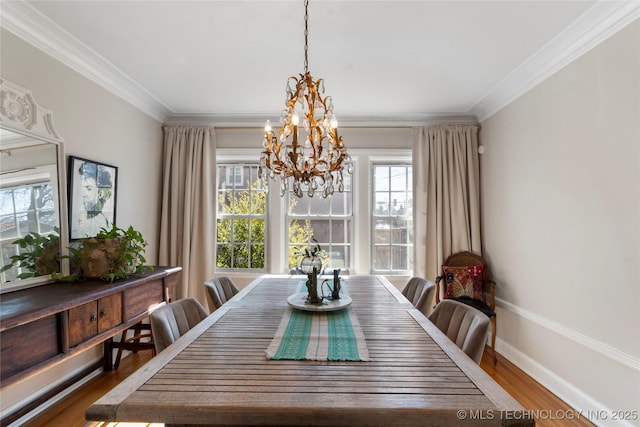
[[286, 293, 352, 312]]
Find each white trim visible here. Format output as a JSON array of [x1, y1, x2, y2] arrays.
[[495, 336, 637, 427], [0, 0, 171, 123], [166, 113, 479, 127], [3, 365, 102, 427], [495, 297, 640, 373], [473, 1, 640, 122], [0, 79, 63, 143], [3, 1, 637, 127]]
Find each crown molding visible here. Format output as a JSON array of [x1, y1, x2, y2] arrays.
[[2, 0, 637, 126], [164, 112, 479, 128], [0, 0, 171, 123], [472, 1, 640, 122]]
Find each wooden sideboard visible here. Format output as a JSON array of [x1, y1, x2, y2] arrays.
[[0, 266, 181, 387]]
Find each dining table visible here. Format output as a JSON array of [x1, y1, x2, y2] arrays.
[[86, 274, 534, 426]]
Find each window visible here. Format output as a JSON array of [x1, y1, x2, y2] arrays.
[[216, 164, 267, 270], [286, 173, 353, 272], [216, 135, 412, 276], [225, 166, 243, 186], [0, 182, 57, 282], [371, 164, 413, 273]]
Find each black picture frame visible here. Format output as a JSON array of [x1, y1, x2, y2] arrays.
[[68, 156, 118, 240]]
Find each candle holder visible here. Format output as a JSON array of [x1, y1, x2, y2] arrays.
[[331, 269, 341, 300], [305, 267, 321, 304]]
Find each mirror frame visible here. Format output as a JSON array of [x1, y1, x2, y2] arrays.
[[0, 78, 70, 292]]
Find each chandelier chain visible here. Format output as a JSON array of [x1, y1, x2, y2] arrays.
[[304, 0, 309, 73]]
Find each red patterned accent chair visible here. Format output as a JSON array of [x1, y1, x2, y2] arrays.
[[435, 251, 497, 364]]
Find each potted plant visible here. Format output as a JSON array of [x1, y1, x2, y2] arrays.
[[0, 228, 60, 279], [70, 224, 148, 282]]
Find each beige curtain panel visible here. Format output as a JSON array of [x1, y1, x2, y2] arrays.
[[413, 124, 482, 284], [159, 125, 216, 305]]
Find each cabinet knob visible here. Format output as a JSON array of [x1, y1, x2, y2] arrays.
[[100, 309, 106, 317], [90, 313, 97, 322]]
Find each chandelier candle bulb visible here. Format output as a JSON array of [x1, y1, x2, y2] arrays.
[[331, 118, 339, 140], [292, 113, 299, 144]]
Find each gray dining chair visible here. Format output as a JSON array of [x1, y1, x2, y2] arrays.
[[401, 277, 436, 316], [428, 299, 490, 364], [204, 276, 239, 312], [149, 298, 208, 353]]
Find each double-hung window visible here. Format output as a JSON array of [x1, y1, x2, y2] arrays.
[[286, 174, 353, 272], [216, 163, 267, 270], [371, 164, 413, 274]]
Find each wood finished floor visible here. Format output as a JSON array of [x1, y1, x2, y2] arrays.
[[21, 349, 594, 427]]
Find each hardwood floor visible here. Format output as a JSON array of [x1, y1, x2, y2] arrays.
[[20, 349, 594, 427], [480, 351, 595, 427], [21, 352, 155, 427]]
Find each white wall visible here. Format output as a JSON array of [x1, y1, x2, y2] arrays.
[[480, 19, 639, 426], [0, 28, 164, 417]]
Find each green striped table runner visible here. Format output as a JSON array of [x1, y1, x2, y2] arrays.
[[266, 307, 370, 361]]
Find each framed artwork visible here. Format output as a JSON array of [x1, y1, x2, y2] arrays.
[[68, 156, 118, 240]]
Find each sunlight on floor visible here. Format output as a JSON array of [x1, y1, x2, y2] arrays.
[[87, 423, 164, 427]]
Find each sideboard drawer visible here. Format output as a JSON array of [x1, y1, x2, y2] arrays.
[[1, 315, 60, 379], [124, 279, 163, 321]]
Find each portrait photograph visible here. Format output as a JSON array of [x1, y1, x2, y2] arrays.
[[68, 156, 118, 240]]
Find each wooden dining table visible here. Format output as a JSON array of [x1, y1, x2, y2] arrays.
[[86, 275, 534, 426]]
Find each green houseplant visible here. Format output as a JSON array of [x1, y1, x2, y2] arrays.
[[69, 224, 148, 282], [0, 227, 61, 279]]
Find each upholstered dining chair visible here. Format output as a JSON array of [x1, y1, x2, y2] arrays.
[[149, 298, 208, 353], [204, 276, 240, 312], [428, 299, 490, 364], [435, 251, 497, 363], [401, 277, 436, 317]]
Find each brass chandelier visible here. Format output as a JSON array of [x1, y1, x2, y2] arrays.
[[259, 0, 351, 198]]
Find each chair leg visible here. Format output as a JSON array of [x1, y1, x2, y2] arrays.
[[112, 322, 155, 369], [490, 316, 497, 364], [113, 329, 129, 369]]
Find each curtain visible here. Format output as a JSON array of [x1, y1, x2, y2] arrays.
[[413, 124, 481, 283], [159, 125, 215, 305]]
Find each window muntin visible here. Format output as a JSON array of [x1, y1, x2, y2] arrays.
[[286, 173, 353, 271], [216, 164, 267, 270], [371, 164, 413, 273]]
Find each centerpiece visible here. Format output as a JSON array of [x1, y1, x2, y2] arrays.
[[298, 238, 323, 275], [288, 238, 350, 311]]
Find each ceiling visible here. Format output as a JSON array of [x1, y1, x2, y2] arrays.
[[2, 1, 638, 125]]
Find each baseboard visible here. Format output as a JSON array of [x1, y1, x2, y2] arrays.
[[0, 360, 102, 427], [494, 299, 639, 427]]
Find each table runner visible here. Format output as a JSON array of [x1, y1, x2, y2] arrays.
[[266, 306, 370, 361]]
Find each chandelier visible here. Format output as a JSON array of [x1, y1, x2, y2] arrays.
[[259, 0, 351, 198]]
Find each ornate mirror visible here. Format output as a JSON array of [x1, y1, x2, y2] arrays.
[[0, 79, 69, 292]]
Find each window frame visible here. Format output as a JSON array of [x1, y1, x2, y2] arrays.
[[215, 161, 269, 272], [369, 159, 413, 275], [284, 171, 354, 273], [215, 147, 412, 277]]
